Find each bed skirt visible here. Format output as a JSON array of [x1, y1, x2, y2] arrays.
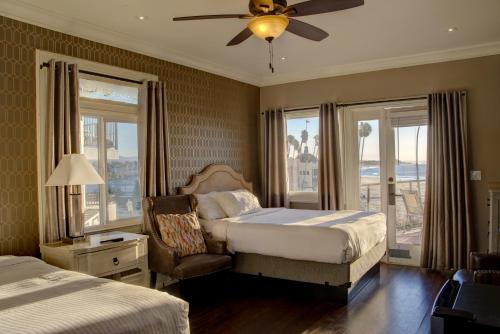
[[233, 240, 386, 288]]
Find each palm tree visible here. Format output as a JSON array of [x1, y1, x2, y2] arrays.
[[313, 134, 319, 157], [415, 125, 421, 194], [299, 129, 309, 154], [287, 135, 296, 158], [293, 138, 300, 158], [358, 122, 372, 163]]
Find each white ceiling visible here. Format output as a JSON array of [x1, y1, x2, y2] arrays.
[[2, 0, 500, 86]]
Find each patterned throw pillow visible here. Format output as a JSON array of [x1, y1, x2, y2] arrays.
[[156, 211, 207, 257]]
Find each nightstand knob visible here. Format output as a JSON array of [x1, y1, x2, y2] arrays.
[[113, 257, 120, 266]]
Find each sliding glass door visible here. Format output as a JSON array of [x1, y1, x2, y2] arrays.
[[344, 100, 428, 266]]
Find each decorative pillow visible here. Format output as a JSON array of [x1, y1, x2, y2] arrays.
[[211, 190, 262, 218], [156, 211, 207, 257], [194, 192, 227, 220]]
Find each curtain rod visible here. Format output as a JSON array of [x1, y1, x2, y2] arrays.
[[336, 96, 428, 107], [284, 105, 319, 112], [39, 62, 144, 85], [266, 96, 429, 114], [337, 92, 467, 108], [260, 105, 319, 115]]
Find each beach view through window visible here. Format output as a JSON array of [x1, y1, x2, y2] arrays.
[[358, 121, 427, 245]]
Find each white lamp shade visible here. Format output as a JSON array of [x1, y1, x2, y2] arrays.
[[46, 154, 104, 186]]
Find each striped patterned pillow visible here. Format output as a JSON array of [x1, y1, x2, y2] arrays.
[[156, 211, 207, 257]]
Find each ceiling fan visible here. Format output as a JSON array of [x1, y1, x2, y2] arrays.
[[173, 0, 364, 72]]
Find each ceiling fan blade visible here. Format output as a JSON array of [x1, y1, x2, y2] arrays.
[[286, 18, 329, 41], [173, 14, 251, 21], [285, 0, 364, 17], [227, 28, 253, 46]]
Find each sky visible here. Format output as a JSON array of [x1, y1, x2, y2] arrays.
[[286, 117, 427, 163], [114, 122, 138, 158], [359, 120, 427, 162], [286, 117, 319, 156]]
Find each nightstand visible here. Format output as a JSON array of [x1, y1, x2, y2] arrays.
[[40, 231, 150, 287]]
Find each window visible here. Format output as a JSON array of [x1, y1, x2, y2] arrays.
[[79, 78, 139, 104], [80, 76, 142, 231], [286, 111, 320, 193], [358, 120, 381, 212]]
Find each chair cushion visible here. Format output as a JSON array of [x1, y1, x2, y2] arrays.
[[453, 269, 474, 284], [173, 254, 232, 279], [156, 212, 207, 257]]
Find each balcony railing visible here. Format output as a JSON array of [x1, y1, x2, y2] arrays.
[[361, 179, 425, 209], [83, 118, 119, 149]]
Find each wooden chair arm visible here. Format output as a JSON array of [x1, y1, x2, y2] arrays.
[[205, 239, 228, 255], [202, 230, 228, 255]]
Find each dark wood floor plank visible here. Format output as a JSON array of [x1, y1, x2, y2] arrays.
[[167, 264, 447, 334]]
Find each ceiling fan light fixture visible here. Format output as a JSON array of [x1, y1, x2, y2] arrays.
[[247, 15, 289, 40]]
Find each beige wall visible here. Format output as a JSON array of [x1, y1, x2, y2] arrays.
[[0, 15, 259, 256], [261, 55, 500, 252], [1, 12, 498, 256]]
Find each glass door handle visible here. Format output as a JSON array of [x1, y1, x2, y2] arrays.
[[388, 183, 396, 205]]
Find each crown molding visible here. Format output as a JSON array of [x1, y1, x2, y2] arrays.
[[1, 0, 500, 88], [0, 0, 262, 86], [260, 41, 500, 86]]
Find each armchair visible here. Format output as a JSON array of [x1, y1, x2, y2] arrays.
[[143, 195, 232, 288]]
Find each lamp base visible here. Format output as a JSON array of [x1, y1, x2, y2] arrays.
[[62, 235, 88, 245], [68, 192, 85, 239]]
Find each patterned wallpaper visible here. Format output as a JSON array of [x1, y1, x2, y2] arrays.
[[0, 15, 260, 256]]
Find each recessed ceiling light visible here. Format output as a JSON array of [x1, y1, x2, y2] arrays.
[[280, 56, 287, 61], [137, 16, 147, 21], [448, 27, 457, 32]]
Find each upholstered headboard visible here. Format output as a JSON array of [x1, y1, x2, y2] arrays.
[[178, 164, 253, 195]]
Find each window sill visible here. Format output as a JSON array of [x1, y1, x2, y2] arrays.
[[84, 217, 142, 235], [289, 192, 319, 204]]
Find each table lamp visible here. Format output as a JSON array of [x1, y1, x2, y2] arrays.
[[46, 154, 104, 243]]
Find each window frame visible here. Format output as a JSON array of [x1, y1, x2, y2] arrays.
[[80, 75, 142, 233], [285, 108, 320, 203], [36, 50, 158, 243]]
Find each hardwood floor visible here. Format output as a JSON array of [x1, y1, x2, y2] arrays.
[[166, 264, 447, 334]]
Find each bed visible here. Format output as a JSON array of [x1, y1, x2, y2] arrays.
[[0, 256, 189, 334], [178, 164, 387, 303]]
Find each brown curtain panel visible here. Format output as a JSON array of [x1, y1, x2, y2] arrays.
[[318, 103, 343, 210], [44, 60, 81, 243], [144, 81, 170, 197], [263, 108, 288, 207], [421, 91, 473, 270]]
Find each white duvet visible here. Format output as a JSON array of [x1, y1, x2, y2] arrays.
[[0, 256, 189, 334], [201, 208, 387, 264]]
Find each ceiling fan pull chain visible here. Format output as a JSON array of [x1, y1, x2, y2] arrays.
[[268, 40, 275, 73]]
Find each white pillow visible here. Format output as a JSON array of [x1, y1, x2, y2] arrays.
[[211, 190, 262, 218], [194, 192, 227, 220]]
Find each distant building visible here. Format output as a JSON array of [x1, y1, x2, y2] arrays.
[[288, 152, 318, 192]]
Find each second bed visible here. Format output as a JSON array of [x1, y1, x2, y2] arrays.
[[179, 164, 387, 303]]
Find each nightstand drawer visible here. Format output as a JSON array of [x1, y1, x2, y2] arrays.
[[77, 245, 139, 276]]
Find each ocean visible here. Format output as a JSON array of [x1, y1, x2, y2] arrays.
[[361, 163, 427, 181]]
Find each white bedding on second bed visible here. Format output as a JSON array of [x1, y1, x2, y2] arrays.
[[201, 208, 386, 264], [0, 256, 189, 334]]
